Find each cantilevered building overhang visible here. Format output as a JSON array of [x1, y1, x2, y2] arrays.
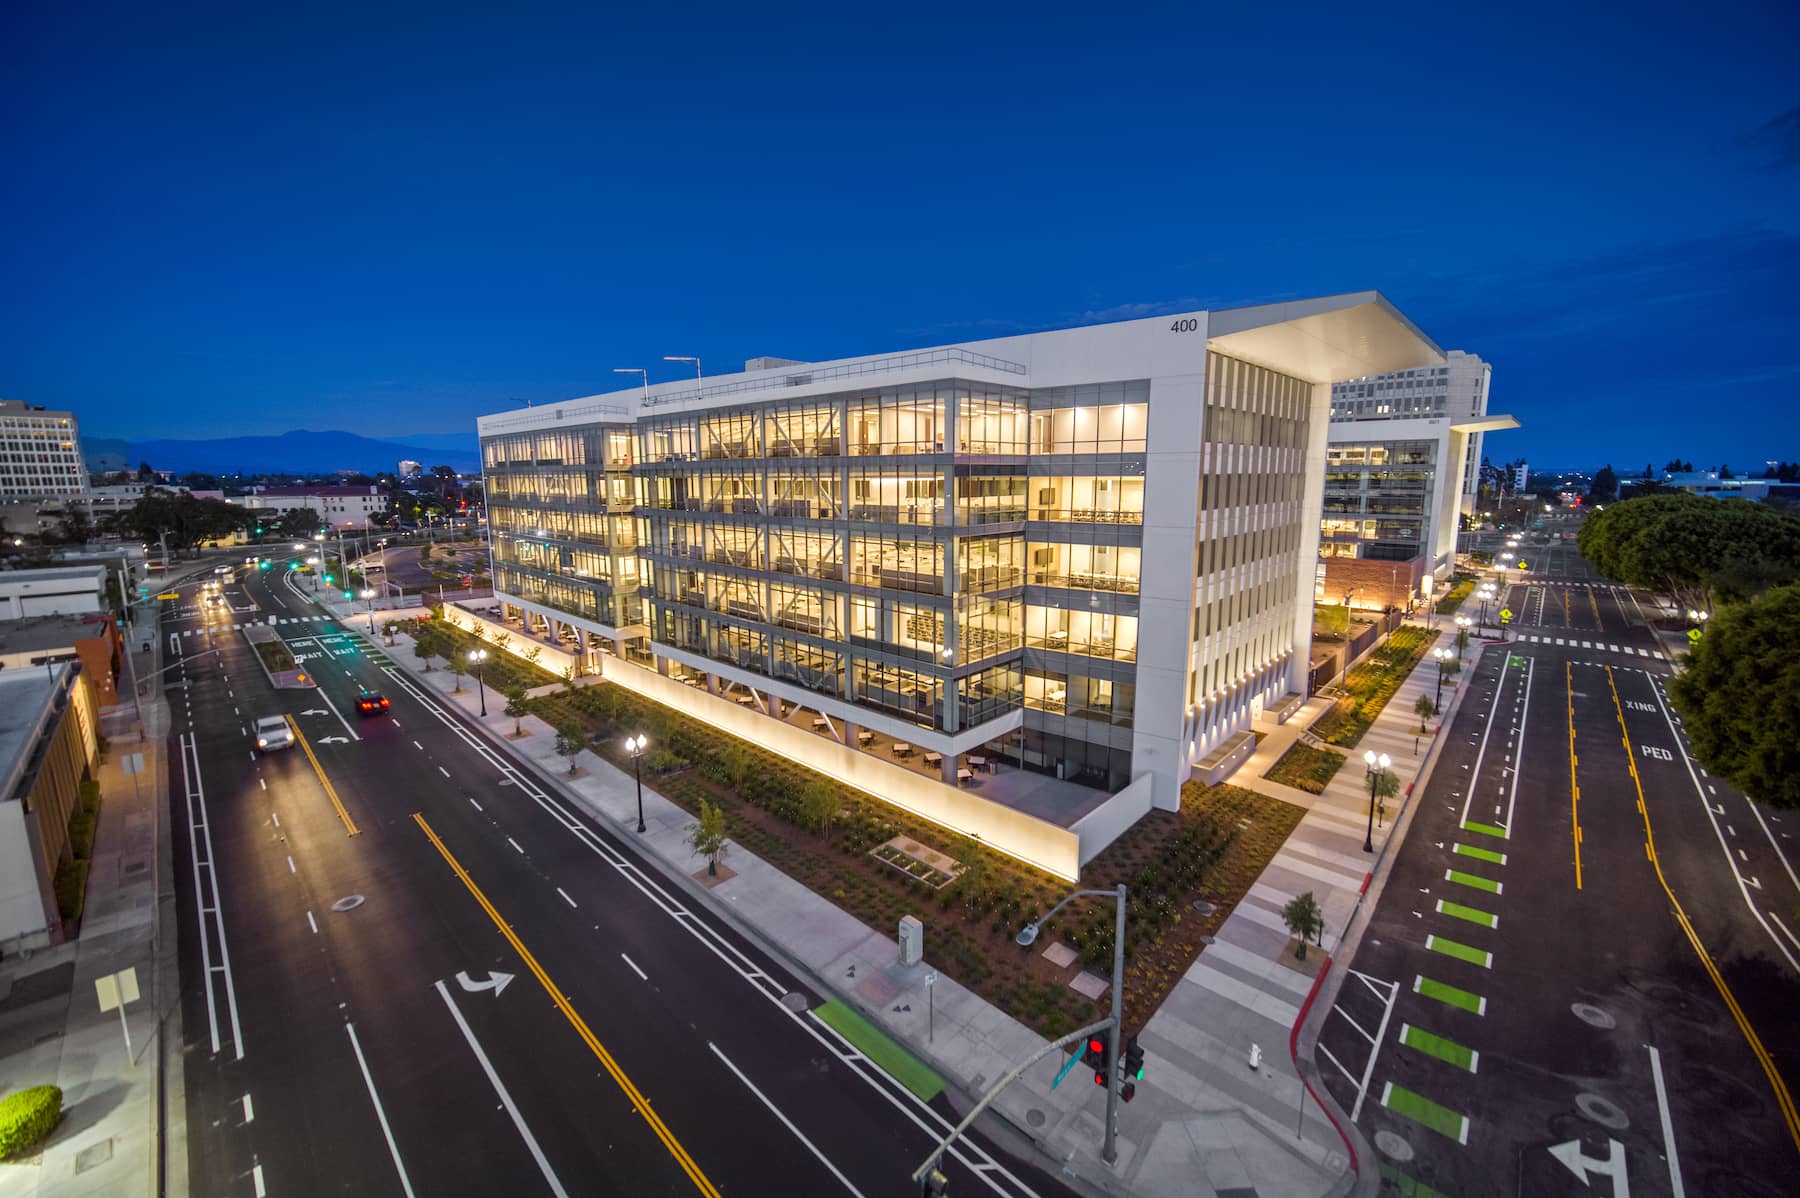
[[475, 291, 1448, 876]]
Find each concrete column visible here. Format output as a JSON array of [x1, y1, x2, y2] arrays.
[[941, 753, 958, 786], [706, 673, 720, 695]]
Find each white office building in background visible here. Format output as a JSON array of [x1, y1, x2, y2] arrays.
[[0, 399, 90, 499], [476, 293, 1446, 874]]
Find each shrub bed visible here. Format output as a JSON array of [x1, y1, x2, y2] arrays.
[[254, 639, 296, 673], [1434, 576, 1475, 614], [422, 618, 560, 691], [0, 1085, 62, 1159], [1266, 742, 1347, 794], [53, 860, 88, 922], [67, 808, 96, 859], [1312, 625, 1439, 748]]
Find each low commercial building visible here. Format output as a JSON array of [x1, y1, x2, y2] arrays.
[[478, 292, 1448, 876], [0, 564, 108, 620], [237, 485, 389, 530], [0, 613, 125, 706], [0, 664, 100, 950]]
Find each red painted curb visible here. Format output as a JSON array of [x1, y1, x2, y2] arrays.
[[1290, 951, 1358, 1177]]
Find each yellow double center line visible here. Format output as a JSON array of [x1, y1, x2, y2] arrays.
[[412, 813, 721, 1197], [287, 715, 359, 836], [1602, 667, 1800, 1154], [1565, 662, 1582, 889]]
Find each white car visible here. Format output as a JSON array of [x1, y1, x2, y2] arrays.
[[214, 565, 232, 576], [253, 716, 295, 752]]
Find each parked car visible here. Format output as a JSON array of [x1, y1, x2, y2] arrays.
[[253, 716, 295, 751]]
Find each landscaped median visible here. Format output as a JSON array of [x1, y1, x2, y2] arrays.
[[242, 623, 317, 689], [409, 614, 1306, 1040]]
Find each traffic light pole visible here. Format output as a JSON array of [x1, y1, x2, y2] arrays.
[[911, 1016, 1114, 1193]]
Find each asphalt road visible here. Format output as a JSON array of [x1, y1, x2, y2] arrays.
[[164, 560, 1076, 1198], [1315, 564, 1800, 1195]]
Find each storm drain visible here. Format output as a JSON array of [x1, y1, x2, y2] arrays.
[[780, 991, 810, 1013]]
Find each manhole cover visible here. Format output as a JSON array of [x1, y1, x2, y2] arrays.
[[331, 895, 366, 912], [1026, 1108, 1046, 1128], [1570, 1002, 1616, 1029], [74, 1138, 114, 1174], [780, 992, 810, 1012], [1575, 1092, 1629, 1130], [1374, 1130, 1413, 1161]]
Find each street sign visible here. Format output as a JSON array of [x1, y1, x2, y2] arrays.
[[95, 965, 141, 1059], [1517, 561, 1529, 571], [1500, 608, 1513, 621], [1686, 627, 1702, 643], [156, 591, 181, 600]]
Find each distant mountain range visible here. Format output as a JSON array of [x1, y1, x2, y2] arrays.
[[84, 430, 480, 476]]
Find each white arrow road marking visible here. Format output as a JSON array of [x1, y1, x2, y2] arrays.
[[300, 708, 328, 716], [455, 969, 515, 997], [318, 736, 350, 745], [1549, 1136, 1629, 1195]]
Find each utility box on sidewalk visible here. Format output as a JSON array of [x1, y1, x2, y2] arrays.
[[898, 916, 924, 966]]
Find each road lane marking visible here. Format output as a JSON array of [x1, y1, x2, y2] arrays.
[[287, 855, 296, 874], [1425, 935, 1491, 968], [380, 665, 1042, 1195], [312, 683, 361, 741], [413, 740, 424, 750], [469, 798, 483, 811], [1444, 869, 1502, 894], [1399, 1023, 1478, 1072], [1452, 842, 1505, 865], [508, 837, 523, 853], [1436, 900, 1498, 929], [1503, 654, 1535, 838], [270, 812, 279, 828], [1647, 1044, 1686, 1197], [1381, 1081, 1469, 1144], [439, 765, 451, 778], [242, 1093, 254, 1122], [287, 717, 360, 836], [557, 886, 576, 907], [1414, 975, 1485, 1015], [253, 1164, 266, 1198], [433, 980, 569, 1197], [307, 911, 318, 934], [1567, 661, 1583, 889], [621, 952, 648, 981], [178, 733, 245, 1060], [1462, 821, 1506, 838], [1603, 666, 1800, 1151], [259, 777, 266, 791], [345, 1022, 417, 1198], [411, 814, 722, 1198], [710, 1042, 868, 1198]]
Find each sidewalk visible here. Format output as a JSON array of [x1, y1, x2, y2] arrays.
[[0, 624, 183, 1197], [331, 602, 1462, 1198]]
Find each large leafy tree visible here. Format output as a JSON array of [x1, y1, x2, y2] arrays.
[[1589, 464, 1619, 504], [1668, 583, 1800, 808], [1578, 494, 1800, 610], [111, 491, 253, 550]]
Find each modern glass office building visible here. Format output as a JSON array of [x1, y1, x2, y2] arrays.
[[478, 294, 1446, 861]]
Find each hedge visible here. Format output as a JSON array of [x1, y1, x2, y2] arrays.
[[0, 1085, 61, 1159], [67, 809, 97, 860], [53, 860, 89, 922], [79, 779, 100, 813]]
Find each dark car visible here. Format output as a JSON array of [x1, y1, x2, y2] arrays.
[[355, 691, 391, 717]]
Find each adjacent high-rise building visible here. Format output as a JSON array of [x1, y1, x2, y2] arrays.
[[1320, 351, 1516, 601], [477, 293, 1446, 871], [0, 399, 90, 500]]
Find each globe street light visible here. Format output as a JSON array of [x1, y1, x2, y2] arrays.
[[467, 648, 488, 716], [1362, 750, 1392, 853], [1432, 646, 1453, 706], [625, 733, 649, 832], [359, 587, 377, 636]]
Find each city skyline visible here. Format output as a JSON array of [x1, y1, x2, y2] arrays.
[[3, 2, 1796, 468]]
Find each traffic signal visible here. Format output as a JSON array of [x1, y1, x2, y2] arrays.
[[1085, 1034, 1114, 1087], [323, 574, 333, 584], [1124, 1035, 1145, 1081], [258, 559, 270, 570]]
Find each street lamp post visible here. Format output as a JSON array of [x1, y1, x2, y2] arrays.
[[467, 648, 488, 716], [360, 588, 377, 636], [1015, 884, 1129, 1166], [1362, 750, 1392, 853], [625, 734, 649, 832], [663, 355, 702, 382], [1432, 646, 1451, 706], [613, 367, 650, 406]]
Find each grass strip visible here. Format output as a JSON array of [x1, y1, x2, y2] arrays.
[[1400, 1023, 1479, 1072], [1381, 1082, 1470, 1144], [1414, 975, 1485, 1015], [1452, 843, 1506, 865], [1461, 820, 1507, 839], [1425, 935, 1491, 969], [813, 999, 943, 1102], [1435, 900, 1497, 929], [1444, 869, 1501, 894]]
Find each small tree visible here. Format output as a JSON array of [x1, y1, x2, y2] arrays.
[[1455, 627, 1470, 654], [1281, 891, 1324, 960], [555, 722, 587, 774], [449, 655, 467, 694], [561, 665, 578, 694], [797, 780, 841, 837], [413, 631, 436, 672], [1414, 694, 1437, 732], [470, 621, 488, 643], [523, 645, 543, 668], [502, 685, 530, 736], [687, 800, 730, 877], [1372, 767, 1402, 825], [492, 632, 511, 654]]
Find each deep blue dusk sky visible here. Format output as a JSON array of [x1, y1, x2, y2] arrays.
[[3, 1, 1796, 472]]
